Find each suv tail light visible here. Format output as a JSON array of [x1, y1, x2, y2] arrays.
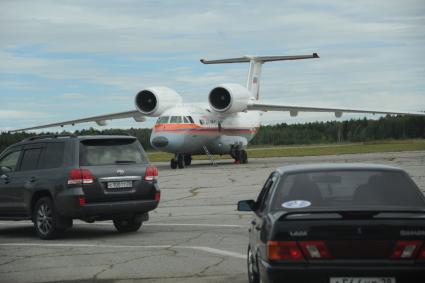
[[68, 169, 94, 185], [144, 166, 158, 181], [391, 241, 423, 259], [418, 244, 425, 259], [299, 241, 332, 259], [267, 241, 304, 261]]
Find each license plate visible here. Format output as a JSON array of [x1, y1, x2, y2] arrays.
[[330, 278, 395, 283], [107, 181, 133, 189]]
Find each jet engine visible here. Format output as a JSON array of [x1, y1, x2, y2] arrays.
[[135, 87, 183, 116], [208, 83, 252, 113]]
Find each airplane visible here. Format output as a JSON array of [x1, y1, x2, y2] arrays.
[[12, 53, 425, 169]]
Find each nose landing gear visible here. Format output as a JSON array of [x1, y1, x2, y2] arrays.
[[170, 154, 192, 169]]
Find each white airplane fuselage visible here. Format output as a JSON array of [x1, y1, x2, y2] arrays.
[[150, 104, 261, 155]]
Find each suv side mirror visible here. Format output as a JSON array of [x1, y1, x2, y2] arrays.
[[237, 200, 257, 212]]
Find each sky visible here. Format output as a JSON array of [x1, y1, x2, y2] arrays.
[[1, 0, 424, 132]]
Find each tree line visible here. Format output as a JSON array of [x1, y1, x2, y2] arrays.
[[1, 115, 424, 152]]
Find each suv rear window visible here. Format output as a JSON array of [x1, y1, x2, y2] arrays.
[[271, 170, 424, 211], [79, 138, 148, 166]]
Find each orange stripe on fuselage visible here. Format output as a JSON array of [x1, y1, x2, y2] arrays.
[[153, 123, 258, 134]]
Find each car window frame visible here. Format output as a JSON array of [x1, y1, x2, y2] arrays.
[[0, 147, 23, 173], [18, 143, 45, 172], [256, 172, 280, 214]]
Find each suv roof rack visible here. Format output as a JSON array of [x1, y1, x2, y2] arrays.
[[22, 134, 77, 142]]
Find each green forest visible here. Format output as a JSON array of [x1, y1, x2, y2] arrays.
[[1, 115, 424, 152]]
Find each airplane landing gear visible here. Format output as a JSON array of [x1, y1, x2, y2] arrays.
[[177, 154, 184, 169], [170, 158, 177, 169], [184, 154, 192, 166], [171, 154, 191, 169], [231, 148, 248, 164]]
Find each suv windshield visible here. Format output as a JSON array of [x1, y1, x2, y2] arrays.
[[79, 138, 148, 166], [271, 170, 424, 211]]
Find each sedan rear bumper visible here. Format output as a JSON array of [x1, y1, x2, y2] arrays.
[[259, 259, 425, 283]]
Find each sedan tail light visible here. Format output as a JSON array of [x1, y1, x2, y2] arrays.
[[267, 241, 304, 261], [68, 169, 94, 185], [144, 166, 158, 181], [391, 241, 423, 259], [299, 241, 332, 259]]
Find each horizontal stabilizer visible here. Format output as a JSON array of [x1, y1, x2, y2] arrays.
[[200, 53, 319, 64]]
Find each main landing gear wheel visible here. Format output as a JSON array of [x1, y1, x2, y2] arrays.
[[170, 158, 177, 169], [233, 149, 248, 164], [177, 154, 184, 169], [241, 150, 248, 164], [184, 154, 192, 166]]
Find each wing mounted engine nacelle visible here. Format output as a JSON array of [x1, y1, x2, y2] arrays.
[[208, 83, 252, 113], [135, 86, 183, 116]]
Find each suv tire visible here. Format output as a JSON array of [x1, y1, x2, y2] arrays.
[[113, 216, 143, 232], [33, 197, 66, 240]]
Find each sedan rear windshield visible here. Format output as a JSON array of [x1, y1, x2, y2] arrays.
[[271, 170, 424, 211], [79, 139, 148, 166]]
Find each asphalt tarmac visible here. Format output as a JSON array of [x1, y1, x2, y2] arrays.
[[0, 151, 424, 283]]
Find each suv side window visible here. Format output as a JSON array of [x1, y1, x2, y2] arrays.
[[0, 150, 22, 172], [256, 173, 279, 213], [39, 143, 65, 169], [20, 148, 42, 171]]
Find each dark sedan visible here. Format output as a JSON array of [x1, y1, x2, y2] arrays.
[[238, 163, 425, 283]]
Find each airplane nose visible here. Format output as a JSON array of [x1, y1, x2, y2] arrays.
[[151, 136, 169, 147]]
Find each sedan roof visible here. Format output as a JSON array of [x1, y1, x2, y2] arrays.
[[275, 163, 404, 175]]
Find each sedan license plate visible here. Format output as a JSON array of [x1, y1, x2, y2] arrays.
[[107, 181, 133, 189], [330, 278, 395, 283]]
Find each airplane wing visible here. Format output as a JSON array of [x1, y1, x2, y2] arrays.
[[247, 102, 425, 117], [11, 110, 146, 132]]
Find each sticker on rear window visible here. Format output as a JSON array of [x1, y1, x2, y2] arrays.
[[282, 200, 311, 209]]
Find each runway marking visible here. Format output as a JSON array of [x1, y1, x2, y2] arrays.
[[0, 243, 246, 259], [0, 222, 247, 228]]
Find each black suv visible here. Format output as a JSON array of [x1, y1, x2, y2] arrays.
[[0, 135, 160, 239]]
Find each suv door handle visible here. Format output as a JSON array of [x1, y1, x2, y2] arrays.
[[29, 177, 37, 183], [255, 226, 261, 231]]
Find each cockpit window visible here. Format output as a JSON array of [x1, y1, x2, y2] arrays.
[[188, 116, 194, 123], [170, 116, 182, 124], [183, 117, 190, 123], [156, 116, 169, 124]]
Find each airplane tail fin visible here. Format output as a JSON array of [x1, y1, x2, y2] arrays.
[[201, 53, 319, 100]]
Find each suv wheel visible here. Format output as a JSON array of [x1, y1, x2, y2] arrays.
[[113, 216, 142, 232], [33, 197, 65, 239]]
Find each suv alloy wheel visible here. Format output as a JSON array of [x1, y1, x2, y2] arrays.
[[33, 197, 65, 239]]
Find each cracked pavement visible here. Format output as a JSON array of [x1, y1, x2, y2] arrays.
[[0, 151, 424, 283]]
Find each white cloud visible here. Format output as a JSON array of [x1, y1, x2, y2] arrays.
[[0, 110, 47, 119]]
